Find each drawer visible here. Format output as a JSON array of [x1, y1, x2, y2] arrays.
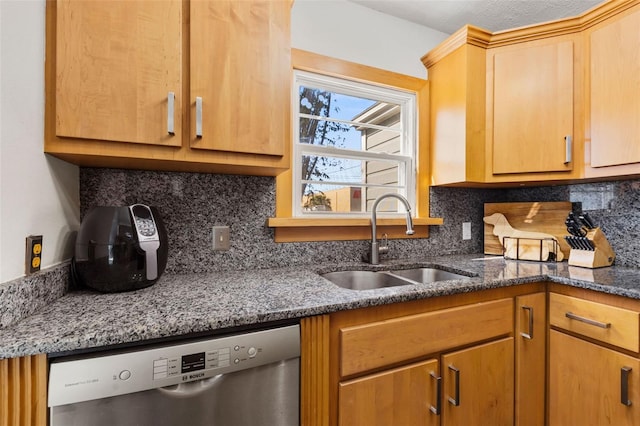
[[549, 293, 639, 352], [339, 298, 513, 377]]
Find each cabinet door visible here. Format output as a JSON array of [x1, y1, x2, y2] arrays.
[[589, 5, 640, 168], [190, 0, 289, 156], [338, 359, 439, 426], [443, 337, 514, 426], [55, 0, 182, 146], [491, 40, 574, 174], [515, 293, 546, 426], [549, 330, 640, 426]]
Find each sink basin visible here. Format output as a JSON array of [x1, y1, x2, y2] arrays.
[[321, 270, 412, 290], [390, 268, 472, 283]]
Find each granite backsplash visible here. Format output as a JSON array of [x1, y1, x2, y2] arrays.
[[79, 168, 640, 272]]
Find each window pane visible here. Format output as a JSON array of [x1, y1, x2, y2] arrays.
[[301, 185, 404, 214], [302, 185, 366, 213], [301, 155, 401, 186], [299, 118, 401, 153], [298, 86, 402, 154], [299, 86, 383, 122], [299, 117, 362, 150]]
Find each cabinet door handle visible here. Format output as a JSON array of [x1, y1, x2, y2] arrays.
[[448, 365, 460, 407], [429, 372, 441, 415], [564, 135, 572, 164], [195, 97, 203, 138], [621, 366, 632, 406], [520, 305, 534, 339], [167, 92, 175, 136], [565, 312, 611, 329]]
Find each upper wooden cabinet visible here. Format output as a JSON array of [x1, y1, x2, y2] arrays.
[[45, 0, 290, 176], [54, 0, 183, 147], [584, 2, 640, 178], [189, 1, 289, 156], [425, 33, 488, 185], [488, 38, 577, 176], [423, 0, 640, 186]]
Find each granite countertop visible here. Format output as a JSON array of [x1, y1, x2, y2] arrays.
[[3, 254, 640, 359]]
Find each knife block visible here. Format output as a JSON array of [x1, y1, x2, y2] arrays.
[[567, 228, 615, 268]]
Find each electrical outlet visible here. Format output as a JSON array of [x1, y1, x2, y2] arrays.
[[462, 222, 472, 240], [25, 235, 43, 274], [212, 226, 230, 251]]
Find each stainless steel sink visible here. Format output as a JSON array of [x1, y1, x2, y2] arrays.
[[389, 267, 472, 283], [322, 267, 473, 290], [321, 270, 412, 290]]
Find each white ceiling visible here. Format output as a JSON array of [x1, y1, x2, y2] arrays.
[[350, 0, 604, 34]]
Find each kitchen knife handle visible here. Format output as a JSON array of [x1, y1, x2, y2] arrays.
[[448, 365, 460, 406], [564, 135, 572, 164], [167, 92, 175, 136], [195, 97, 203, 138], [566, 312, 611, 329], [621, 366, 632, 406], [520, 305, 534, 339], [429, 372, 442, 415]]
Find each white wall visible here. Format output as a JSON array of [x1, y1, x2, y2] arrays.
[[291, 0, 449, 79], [0, 0, 79, 283]]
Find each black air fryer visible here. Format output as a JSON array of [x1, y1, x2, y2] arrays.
[[72, 204, 168, 293]]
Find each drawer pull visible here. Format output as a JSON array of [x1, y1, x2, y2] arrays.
[[520, 305, 534, 339], [167, 92, 175, 135], [448, 365, 460, 407], [565, 312, 611, 329], [621, 366, 632, 406], [429, 372, 441, 415]]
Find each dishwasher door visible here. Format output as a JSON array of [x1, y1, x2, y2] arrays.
[[50, 358, 299, 426], [49, 324, 300, 426]]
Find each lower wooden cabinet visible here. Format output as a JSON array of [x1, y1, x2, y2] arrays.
[[515, 292, 546, 426], [549, 330, 640, 425], [338, 359, 440, 426], [308, 288, 546, 426], [338, 338, 514, 426], [442, 337, 514, 425]]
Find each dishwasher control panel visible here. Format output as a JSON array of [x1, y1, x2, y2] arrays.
[[48, 324, 300, 407]]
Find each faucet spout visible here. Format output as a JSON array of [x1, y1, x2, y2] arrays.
[[368, 193, 414, 264]]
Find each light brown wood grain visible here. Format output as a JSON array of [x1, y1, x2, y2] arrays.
[[490, 39, 575, 175], [549, 330, 640, 426], [589, 4, 640, 168], [45, 0, 291, 176], [550, 293, 639, 351], [301, 315, 330, 426], [515, 293, 547, 426], [55, 0, 182, 146], [0, 354, 47, 426], [442, 337, 514, 425], [190, 0, 289, 156], [339, 298, 513, 377], [338, 359, 439, 426], [483, 201, 572, 258]]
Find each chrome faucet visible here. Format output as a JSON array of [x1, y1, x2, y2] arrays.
[[367, 194, 415, 264]]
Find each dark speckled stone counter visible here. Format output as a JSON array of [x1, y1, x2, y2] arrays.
[[3, 254, 640, 359]]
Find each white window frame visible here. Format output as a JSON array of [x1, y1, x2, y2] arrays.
[[292, 70, 417, 218]]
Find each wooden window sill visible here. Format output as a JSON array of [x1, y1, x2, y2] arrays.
[[267, 217, 444, 242]]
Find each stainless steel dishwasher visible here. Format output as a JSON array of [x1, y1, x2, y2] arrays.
[[48, 324, 300, 426]]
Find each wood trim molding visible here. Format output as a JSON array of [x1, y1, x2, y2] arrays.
[[421, 25, 492, 68], [272, 50, 440, 242], [301, 315, 331, 426], [0, 354, 47, 426], [422, 0, 639, 65]]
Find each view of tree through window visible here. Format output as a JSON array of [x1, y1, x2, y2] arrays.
[[294, 71, 416, 216]]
